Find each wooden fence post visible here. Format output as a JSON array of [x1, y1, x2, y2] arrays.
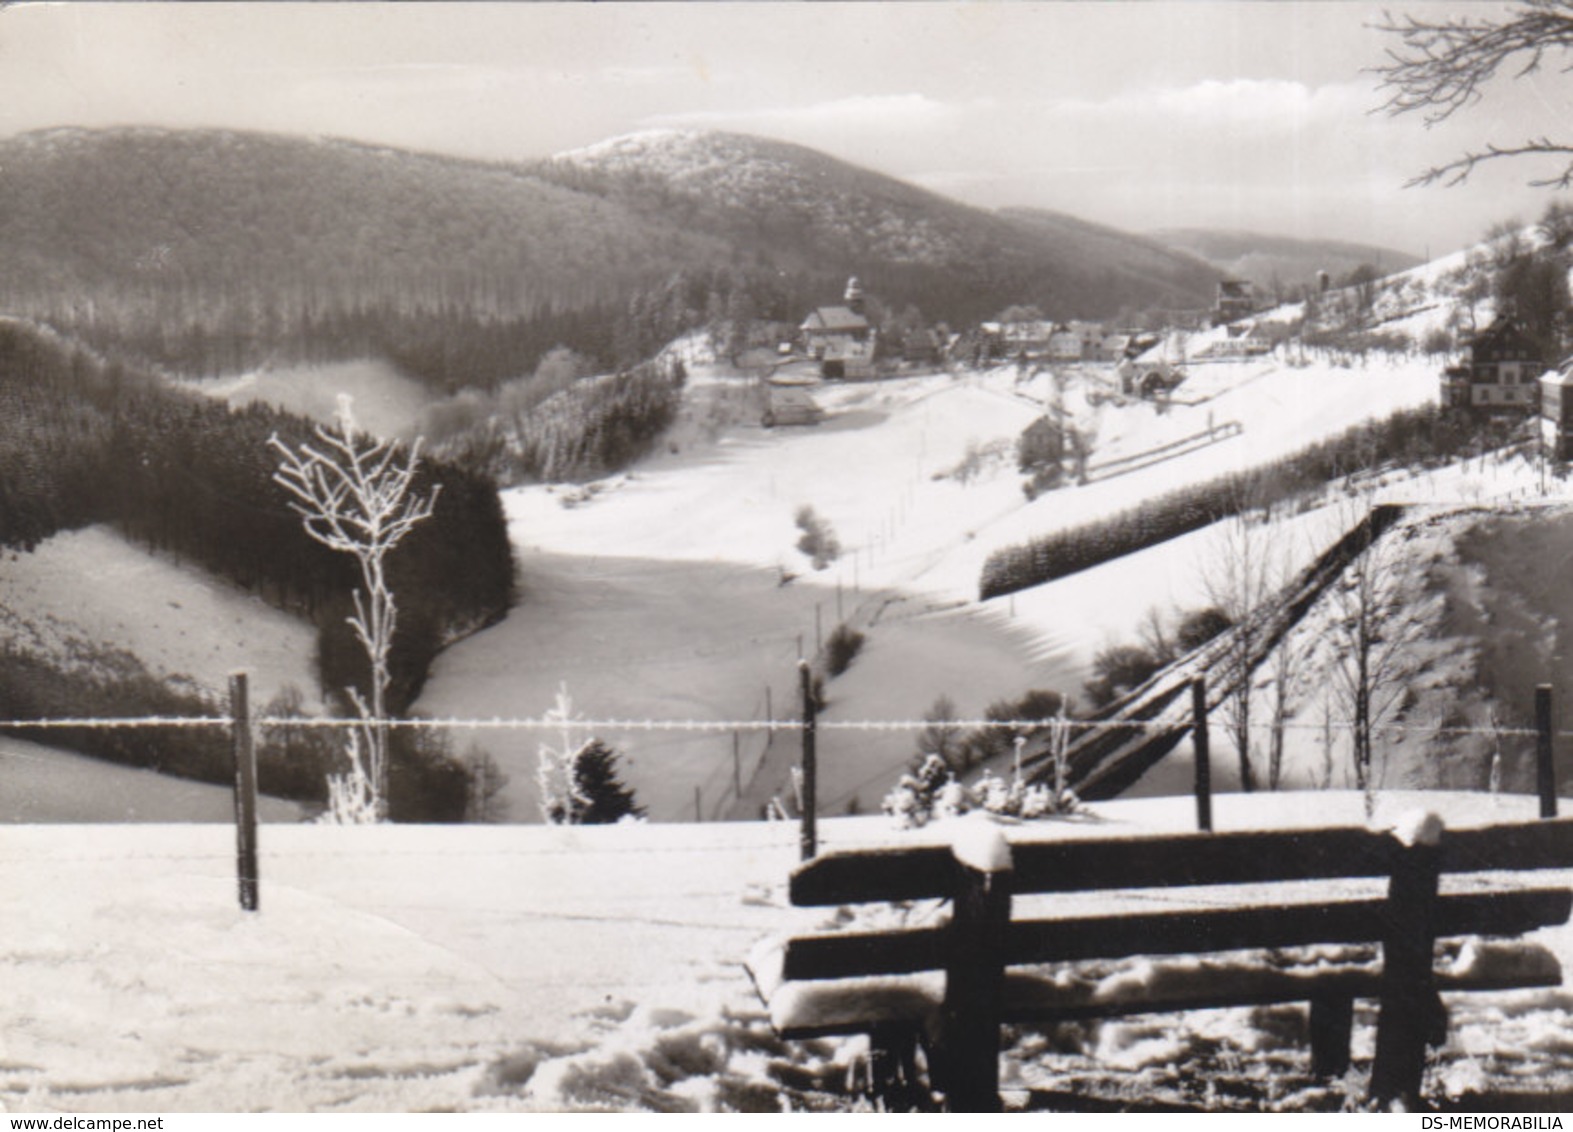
[[799, 660, 817, 862], [935, 834, 1013, 1112], [732, 730, 742, 799], [1536, 684, 1558, 819], [1370, 815, 1444, 1108], [229, 671, 260, 913], [1192, 677, 1212, 833], [1309, 995, 1354, 1078]]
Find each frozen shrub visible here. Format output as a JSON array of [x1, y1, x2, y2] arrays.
[[881, 754, 953, 829], [882, 735, 1078, 829], [1175, 606, 1234, 653], [916, 695, 966, 772], [794, 505, 841, 570], [824, 623, 865, 676], [1083, 644, 1163, 709]]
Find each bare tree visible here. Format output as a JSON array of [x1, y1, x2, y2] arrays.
[[1265, 632, 1301, 791], [1376, 2, 1573, 187], [1327, 507, 1421, 809], [1203, 490, 1277, 792], [271, 397, 440, 821], [917, 694, 967, 773], [1136, 605, 1176, 666]]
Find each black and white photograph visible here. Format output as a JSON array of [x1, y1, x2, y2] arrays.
[[3, 0, 1573, 1115]]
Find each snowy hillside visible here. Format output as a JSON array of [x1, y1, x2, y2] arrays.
[[502, 352, 1442, 633], [4, 793, 1570, 1112], [0, 526, 318, 713], [1245, 501, 1573, 797], [427, 339, 1451, 820]]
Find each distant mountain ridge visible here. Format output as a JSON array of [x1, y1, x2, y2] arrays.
[[546, 129, 1225, 320], [0, 125, 1228, 381], [1150, 228, 1424, 296]]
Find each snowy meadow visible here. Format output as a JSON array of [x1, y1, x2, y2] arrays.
[[4, 792, 1572, 1113]]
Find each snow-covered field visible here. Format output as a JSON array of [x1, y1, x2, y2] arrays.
[[0, 734, 306, 823], [419, 345, 1459, 820], [6, 337, 1562, 824], [0, 526, 323, 820], [4, 791, 1570, 1113], [0, 526, 318, 713], [501, 352, 1443, 609]]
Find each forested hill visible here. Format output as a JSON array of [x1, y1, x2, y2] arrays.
[[0, 127, 734, 385], [0, 127, 1222, 386], [544, 131, 1224, 323], [0, 127, 730, 318]]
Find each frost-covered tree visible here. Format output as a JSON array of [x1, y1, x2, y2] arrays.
[[1265, 633, 1302, 791], [270, 396, 439, 822], [536, 686, 644, 825]]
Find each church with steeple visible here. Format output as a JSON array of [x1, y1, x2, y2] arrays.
[[799, 276, 877, 379]]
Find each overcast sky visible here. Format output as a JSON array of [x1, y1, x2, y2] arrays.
[[3, 1, 1569, 259]]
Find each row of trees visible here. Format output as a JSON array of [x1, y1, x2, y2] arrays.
[[1192, 501, 1416, 800], [418, 354, 688, 485], [980, 404, 1508, 600], [973, 495, 1415, 800], [58, 267, 781, 391]]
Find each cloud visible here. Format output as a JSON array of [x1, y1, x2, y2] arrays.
[[645, 93, 965, 136], [1052, 78, 1371, 130]]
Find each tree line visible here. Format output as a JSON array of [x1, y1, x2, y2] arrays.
[[979, 405, 1509, 600]]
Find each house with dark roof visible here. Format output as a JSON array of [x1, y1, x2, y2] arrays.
[[1212, 280, 1255, 327], [801, 277, 876, 378], [1442, 315, 1546, 413]]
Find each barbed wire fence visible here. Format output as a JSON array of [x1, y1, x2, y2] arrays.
[[1, 670, 1566, 910]]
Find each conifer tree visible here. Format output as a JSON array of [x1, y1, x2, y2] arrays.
[[558, 740, 645, 825]]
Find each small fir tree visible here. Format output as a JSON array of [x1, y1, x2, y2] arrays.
[[557, 740, 645, 825], [537, 685, 644, 825]]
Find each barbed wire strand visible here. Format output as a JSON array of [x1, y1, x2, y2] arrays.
[[0, 714, 1556, 738]]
